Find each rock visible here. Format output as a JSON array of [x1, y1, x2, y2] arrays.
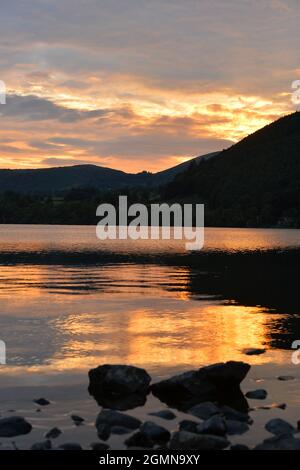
[[45, 427, 62, 439], [140, 421, 171, 444], [96, 410, 141, 431], [58, 442, 82, 450], [188, 402, 220, 420], [220, 405, 252, 423], [88, 365, 151, 410], [278, 375, 295, 381], [179, 420, 199, 433], [265, 418, 295, 435], [151, 361, 250, 409], [0, 416, 32, 437], [242, 348, 266, 356], [149, 409, 176, 420], [196, 415, 227, 436], [125, 432, 154, 448], [230, 444, 249, 450], [30, 440, 52, 450], [90, 442, 110, 450], [71, 415, 84, 425], [34, 398, 50, 406], [226, 420, 249, 435], [110, 426, 131, 435], [96, 423, 111, 441], [255, 434, 300, 450], [169, 431, 229, 450], [245, 389, 267, 400]]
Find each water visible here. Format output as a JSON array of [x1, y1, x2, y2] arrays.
[[0, 225, 299, 449]]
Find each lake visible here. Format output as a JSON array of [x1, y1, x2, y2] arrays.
[[0, 225, 299, 449]]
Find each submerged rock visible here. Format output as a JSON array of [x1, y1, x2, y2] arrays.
[[189, 402, 220, 420], [0, 416, 32, 437], [226, 419, 249, 435], [45, 427, 62, 439], [125, 431, 154, 448], [230, 444, 249, 451], [242, 348, 266, 356], [31, 440, 52, 450], [196, 415, 227, 436], [140, 421, 170, 444], [255, 434, 300, 450], [169, 431, 229, 450], [95, 409, 141, 431], [265, 418, 295, 436], [88, 364, 151, 410], [71, 415, 84, 425], [278, 375, 295, 381], [34, 398, 50, 406], [90, 442, 110, 450], [151, 361, 250, 410], [245, 389, 267, 400], [149, 409, 176, 420], [220, 405, 252, 423], [58, 442, 82, 450], [179, 420, 199, 433]]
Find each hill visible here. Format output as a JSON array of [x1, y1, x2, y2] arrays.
[[164, 112, 300, 227], [0, 153, 218, 193]]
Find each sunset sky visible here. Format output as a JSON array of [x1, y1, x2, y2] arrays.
[[0, 0, 299, 173]]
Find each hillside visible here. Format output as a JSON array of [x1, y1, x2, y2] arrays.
[[0, 153, 217, 193], [164, 112, 300, 227]]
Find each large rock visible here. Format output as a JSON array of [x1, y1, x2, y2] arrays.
[[88, 364, 151, 410], [151, 361, 250, 410], [169, 431, 229, 450], [0, 416, 32, 437]]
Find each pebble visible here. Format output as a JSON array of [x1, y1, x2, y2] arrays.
[[140, 421, 171, 444], [196, 415, 227, 436], [30, 440, 52, 450], [242, 348, 266, 356], [169, 431, 230, 450], [265, 418, 295, 435], [226, 419, 249, 435], [188, 402, 220, 420], [45, 427, 62, 439], [149, 409, 176, 420], [34, 398, 50, 406], [245, 389, 267, 400], [58, 442, 82, 450]]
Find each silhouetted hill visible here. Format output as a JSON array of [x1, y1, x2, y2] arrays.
[[165, 112, 300, 227], [0, 153, 217, 193]]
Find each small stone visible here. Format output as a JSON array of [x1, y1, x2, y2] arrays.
[[230, 444, 249, 450], [34, 398, 50, 406], [169, 431, 229, 450], [58, 442, 82, 450], [278, 376, 295, 381], [226, 419, 249, 435], [149, 409, 176, 420], [245, 389, 267, 400], [71, 415, 84, 425], [90, 442, 110, 450], [31, 440, 52, 450], [140, 421, 171, 444], [265, 418, 295, 435], [125, 431, 154, 448], [196, 415, 227, 436], [0, 416, 32, 437], [45, 427, 62, 439], [179, 420, 199, 433], [242, 348, 266, 356], [188, 402, 220, 420]]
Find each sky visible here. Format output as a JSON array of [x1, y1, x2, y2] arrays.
[[0, 0, 299, 173]]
